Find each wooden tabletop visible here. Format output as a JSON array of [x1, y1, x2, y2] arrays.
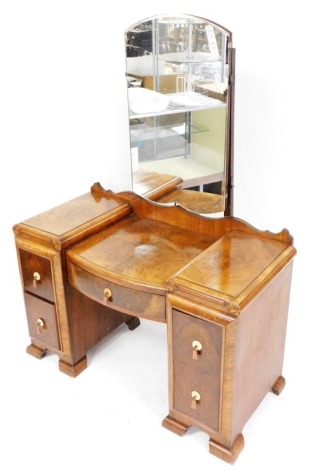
[[169, 229, 295, 309], [67, 214, 217, 291]]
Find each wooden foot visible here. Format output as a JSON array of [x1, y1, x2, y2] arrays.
[[59, 356, 87, 377], [162, 415, 189, 436], [26, 344, 47, 359], [271, 375, 286, 395], [126, 317, 140, 331], [209, 433, 245, 464]]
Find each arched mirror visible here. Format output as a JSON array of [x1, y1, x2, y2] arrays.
[[125, 14, 235, 215]]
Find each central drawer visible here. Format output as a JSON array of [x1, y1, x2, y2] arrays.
[[67, 261, 166, 321]]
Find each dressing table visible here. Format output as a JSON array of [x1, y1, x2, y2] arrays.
[[13, 14, 296, 464]]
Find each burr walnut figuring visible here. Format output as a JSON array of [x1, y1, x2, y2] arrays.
[[13, 183, 295, 463]]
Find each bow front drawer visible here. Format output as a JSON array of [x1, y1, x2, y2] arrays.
[[67, 261, 166, 321]]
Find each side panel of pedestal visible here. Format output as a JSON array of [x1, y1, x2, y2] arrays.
[[231, 261, 294, 433]]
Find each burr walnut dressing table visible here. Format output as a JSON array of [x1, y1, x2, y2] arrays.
[[13, 15, 296, 465], [13, 183, 295, 464]]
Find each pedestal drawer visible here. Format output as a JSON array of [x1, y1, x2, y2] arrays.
[[172, 310, 223, 431], [19, 249, 54, 302], [24, 293, 59, 350]]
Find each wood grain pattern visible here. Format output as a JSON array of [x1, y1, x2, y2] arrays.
[[24, 293, 59, 350], [114, 189, 294, 243], [165, 255, 295, 460], [67, 214, 215, 291], [13, 189, 131, 250], [132, 170, 225, 213], [13, 190, 138, 375], [68, 261, 166, 321], [231, 262, 294, 435], [157, 188, 225, 213], [133, 170, 182, 200], [172, 310, 223, 431], [19, 249, 54, 302], [171, 229, 295, 311], [13, 184, 296, 463]]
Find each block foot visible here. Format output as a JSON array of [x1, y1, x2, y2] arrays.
[[271, 375, 286, 395], [59, 355, 87, 377], [209, 433, 245, 464], [126, 317, 140, 331], [26, 344, 47, 359], [162, 415, 189, 436]]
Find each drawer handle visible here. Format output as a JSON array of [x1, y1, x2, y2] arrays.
[[37, 318, 45, 334], [33, 272, 41, 288], [191, 391, 201, 409], [192, 340, 202, 360], [103, 287, 112, 306]]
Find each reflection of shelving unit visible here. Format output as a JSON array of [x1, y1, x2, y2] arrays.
[[126, 15, 229, 195], [130, 120, 208, 163], [129, 92, 227, 190]]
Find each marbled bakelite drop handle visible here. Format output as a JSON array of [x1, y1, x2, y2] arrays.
[[103, 287, 112, 306], [191, 391, 201, 409], [33, 271, 41, 288], [192, 340, 202, 360], [37, 318, 45, 334]]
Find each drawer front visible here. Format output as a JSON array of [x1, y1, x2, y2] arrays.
[[19, 249, 54, 302], [172, 310, 223, 431], [68, 262, 166, 321], [24, 293, 59, 350]]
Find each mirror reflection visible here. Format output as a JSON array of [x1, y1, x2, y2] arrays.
[[125, 14, 234, 214]]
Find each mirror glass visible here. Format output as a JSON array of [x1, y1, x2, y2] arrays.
[[125, 14, 234, 214]]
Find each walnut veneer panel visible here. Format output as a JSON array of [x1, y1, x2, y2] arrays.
[[172, 310, 223, 431], [133, 170, 182, 200], [157, 189, 225, 213], [19, 249, 54, 302], [21, 192, 128, 236], [133, 170, 224, 213], [232, 263, 294, 433], [67, 214, 216, 291], [13, 190, 131, 250], [64, 284, 134, 363], [68, 262, 166, 321], [13, 184, 296, 463], [24, 293, 59, 350], [13, 189, 135, 376], [172, 229, 295, 309]]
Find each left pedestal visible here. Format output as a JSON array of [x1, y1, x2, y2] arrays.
[[13, 186, 135, 376]]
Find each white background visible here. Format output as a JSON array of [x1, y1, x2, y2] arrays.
[[0, 1, 307, 469]]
